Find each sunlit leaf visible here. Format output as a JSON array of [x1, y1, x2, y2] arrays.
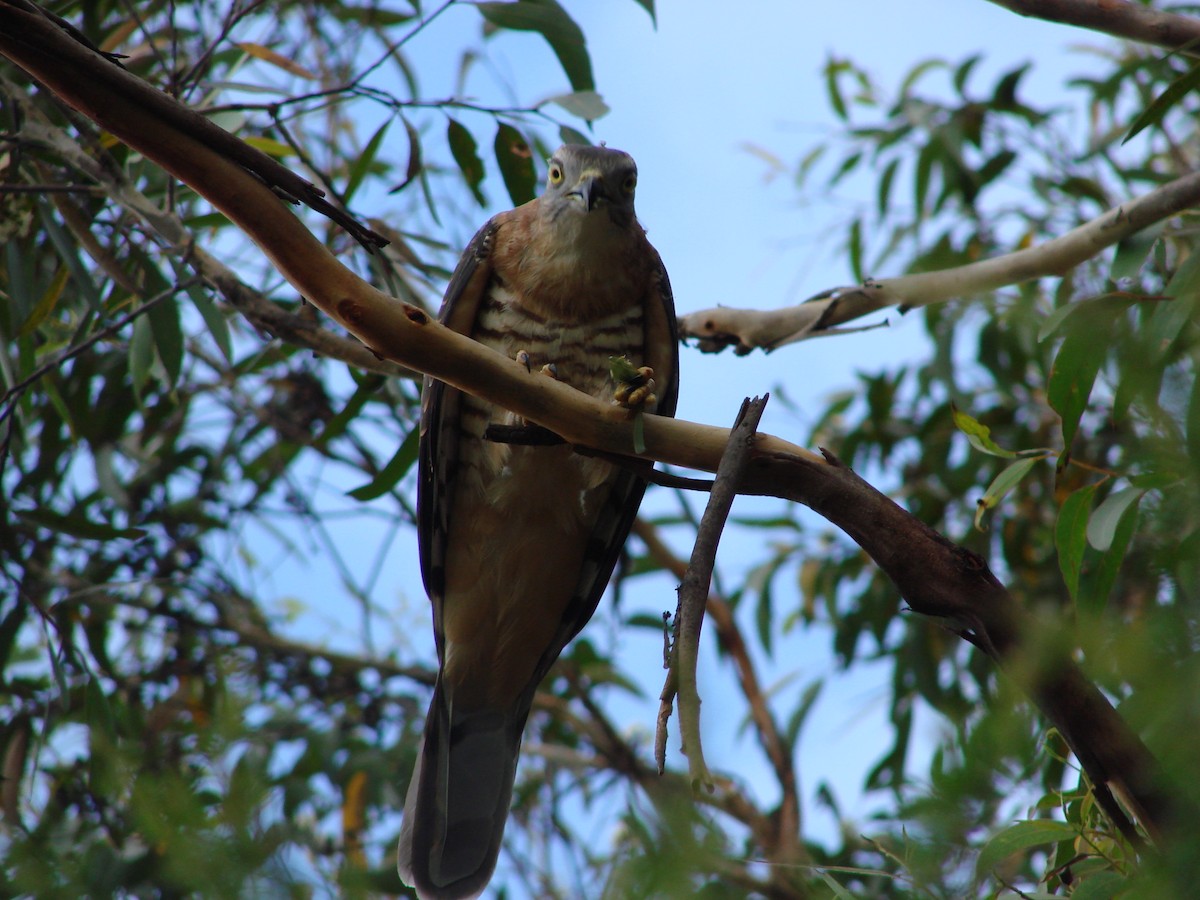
[[974, 457, 1040, 530], [951, 404, 1018, 458], [1086, 485, 1144, 552]]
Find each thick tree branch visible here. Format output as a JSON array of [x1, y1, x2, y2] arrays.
[[989, 0, 1200, 56], [679, 169, 1200, 355], [0, 0, 1185, 846]]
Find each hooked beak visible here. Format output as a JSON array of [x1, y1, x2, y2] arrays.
[[569, 172, 607, 211]]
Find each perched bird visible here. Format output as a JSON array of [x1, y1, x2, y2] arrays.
[[397, 144, 679, 899]]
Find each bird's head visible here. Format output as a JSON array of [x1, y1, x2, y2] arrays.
[[539, 144, 638, 231]]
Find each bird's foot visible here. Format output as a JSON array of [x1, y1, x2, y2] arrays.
[[611, 359, 657, 412]]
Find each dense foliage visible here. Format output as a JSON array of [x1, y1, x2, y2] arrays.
[[2, 1, 1199, 897]]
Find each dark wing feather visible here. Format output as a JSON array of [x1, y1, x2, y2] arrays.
[[417, 218, 500, 657]]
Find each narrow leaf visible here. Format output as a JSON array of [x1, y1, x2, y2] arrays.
[[494, 123, 537, 206], [1124, 58, 1200, 144], [974, 457, 1040, 530], [1055, 483, 1097, 601], [344, 119, 391, 203], [447, 118, 486, 206], [187, 284, 232, 362], [18, 266, 69, 337], [348, 426, 420, 501], [1086, 486, 1144, 551], [147, 293, 184, 388], [476, 0, 594, 92], [1048, 326, 1106, 449]]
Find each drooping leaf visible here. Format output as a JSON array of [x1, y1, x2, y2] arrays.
[[447, 118, 486, 207], [348, 425, 420, 501], [476, 0, 594, 92], [494, 123, 537, 206], [1056, 483, 1097, 601], [1124, 57, 1200, 144], [344, 118, 391, 203], [1086, 485, 1145, 552], [974, 457, 1041, 530]]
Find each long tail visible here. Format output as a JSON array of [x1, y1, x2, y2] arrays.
[[398, 679, 530, 900]]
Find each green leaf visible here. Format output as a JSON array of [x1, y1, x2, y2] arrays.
[[17, 265, 69, 337], [951, 405, 1018, 458], [389, 116, 422, 194], [546, 90, 610, 121], [847, 218, 863, 282], [17, 506, 148, 541], [630, 0, 655, 25], [147, 294, 184, 388], [976, 819, 1078, 877], [1056, 483, 1097, 601], [344, 118, 391, 203], [476, 0, 594, 92], [1110, 229, 1159, 281], [494, 123, 537, 206], [1086, 485, 1144, 552], [1124, 58, 1200, 144], [187, 283, 232, 362], [85, 678, 118, 740], [129, 314, 155, 395], [974, 457, 1040, 530], [447, 118, 487, 207], [1048, 322, 1107, 449], [876, 157, 899, 217], [824, 58, 849, 120], [347, 426, 420, 501], [1067, 871, 1128, 900]]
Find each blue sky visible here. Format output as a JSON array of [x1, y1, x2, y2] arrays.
[[239, 0, 1107, 883]]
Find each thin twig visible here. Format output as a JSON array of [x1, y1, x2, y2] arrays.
[[635, 517, 804, 864], [667, 395, 769, 792]]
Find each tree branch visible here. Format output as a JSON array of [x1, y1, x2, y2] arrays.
[[678, 169, 1200, 355], [989, 0, 1200, 56]]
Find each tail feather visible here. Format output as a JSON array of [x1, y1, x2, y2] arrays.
[[398, 680, 530, 899]]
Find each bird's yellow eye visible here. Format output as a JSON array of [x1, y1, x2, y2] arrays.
[[622, 173, 637, 194], [548, 164, 564, 185]]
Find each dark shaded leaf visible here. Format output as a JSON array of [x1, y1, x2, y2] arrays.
[[476, 0, 594, 92], [494, 123, 537, 206], [348, 425, 420, 501], [447, 118, 487, 207]]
